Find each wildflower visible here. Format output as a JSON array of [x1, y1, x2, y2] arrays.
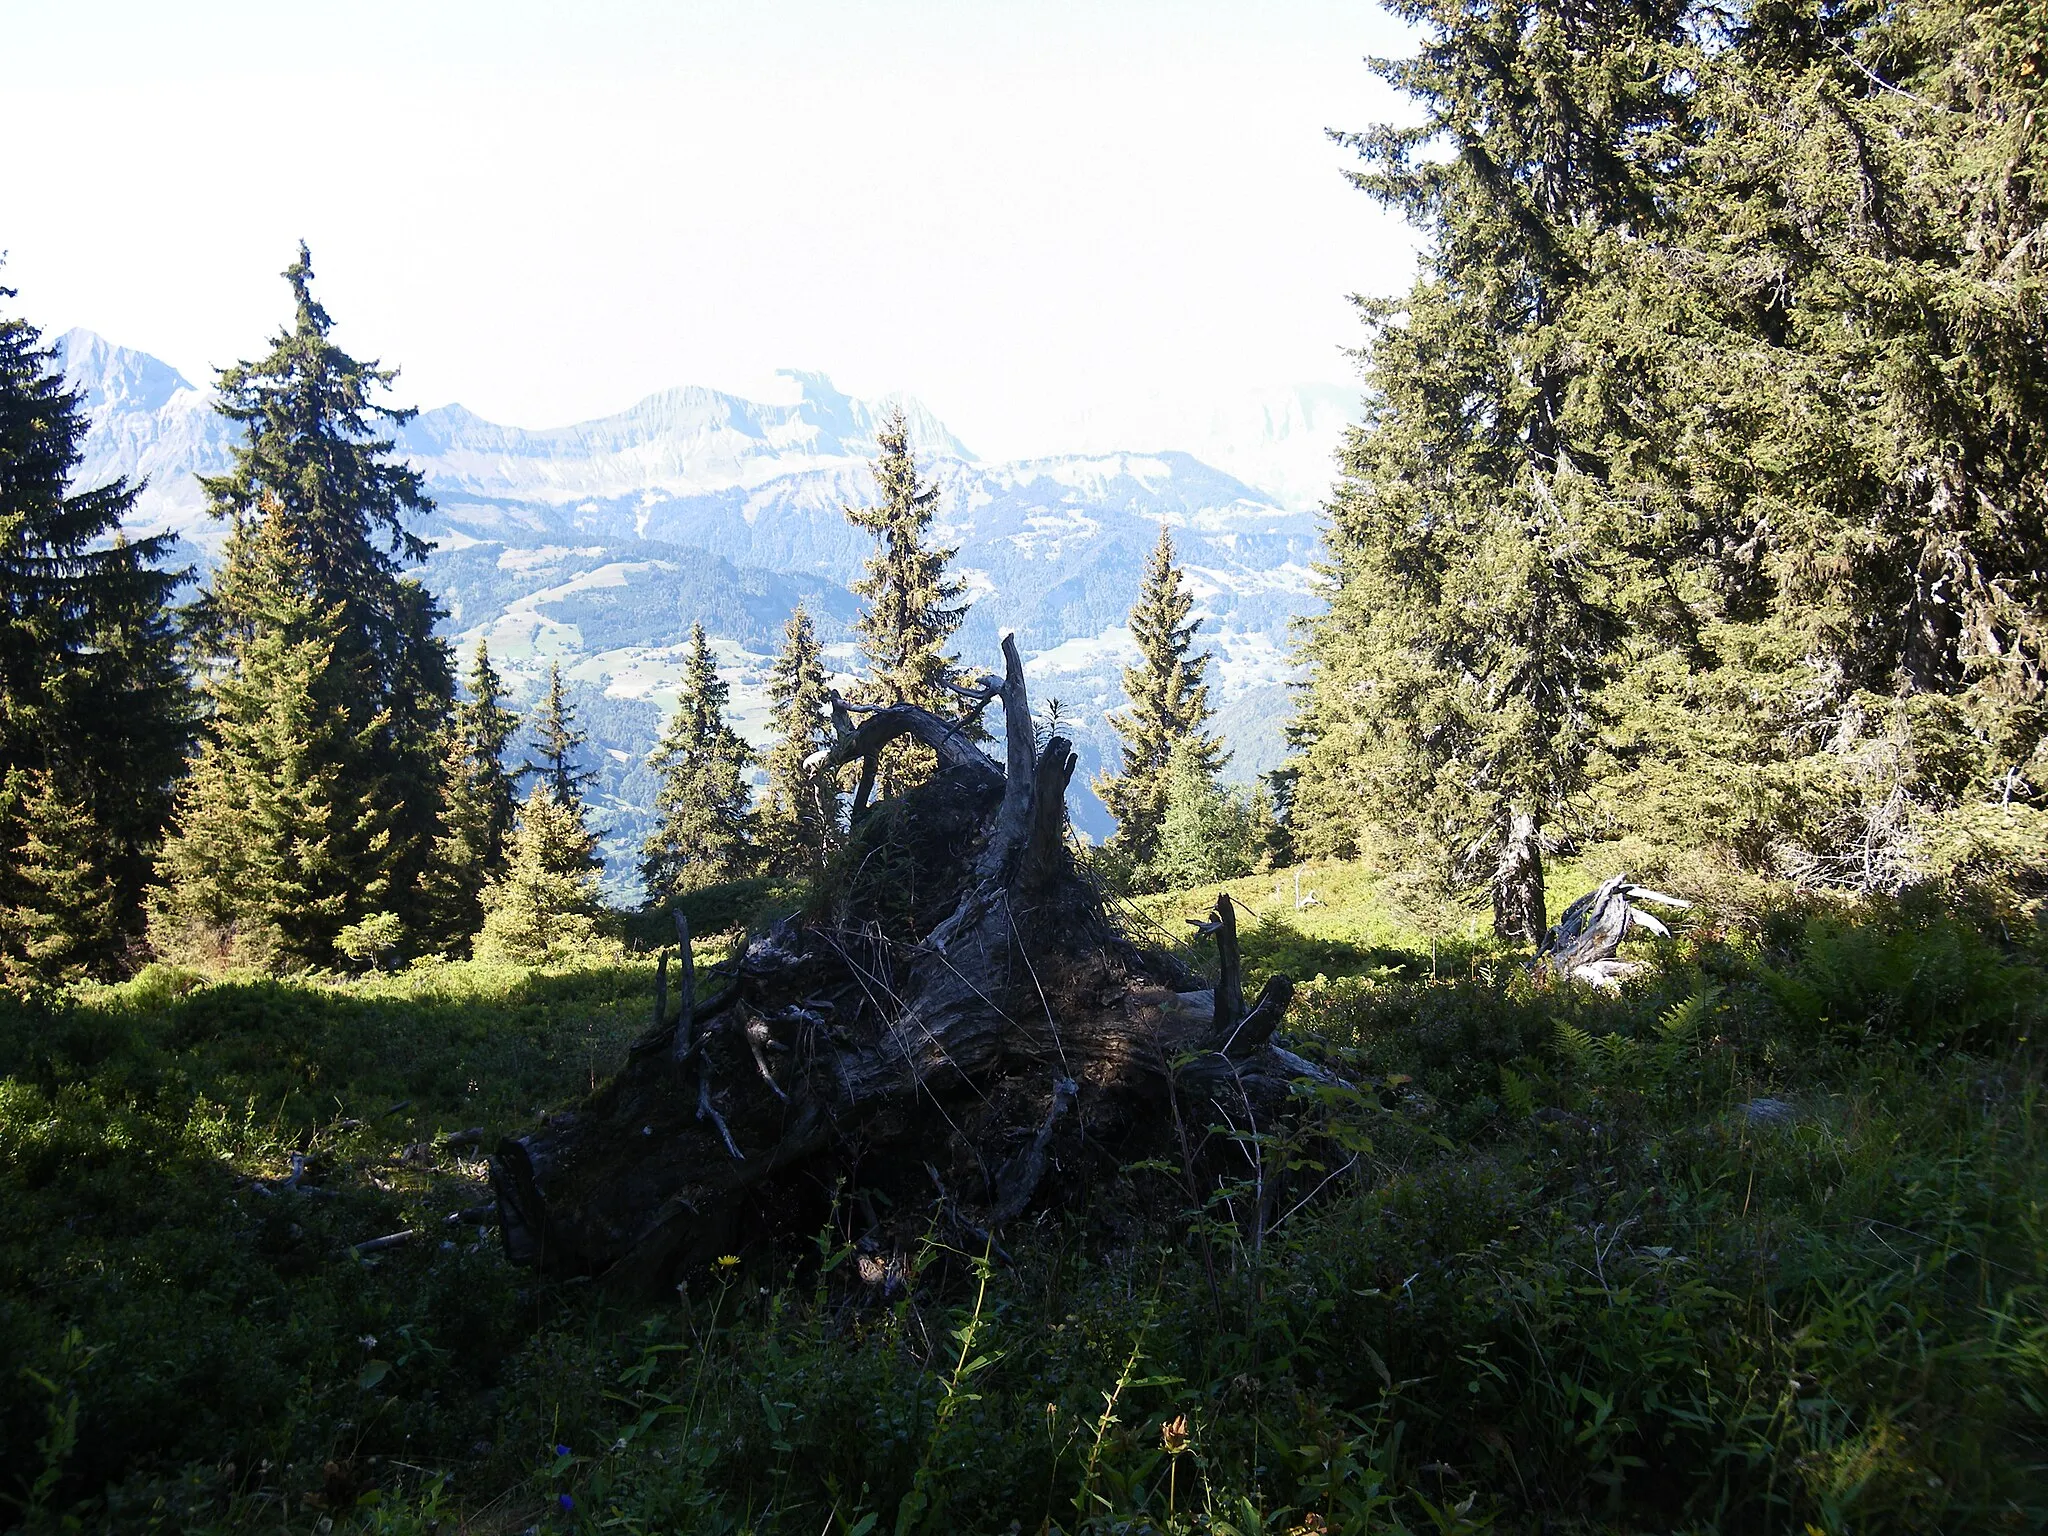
[[555, 1444, 571, 1457], [715, 1254, 740, 1271], [558, 1492, 574, 1512], [1161, 1414, 1190, 1455]]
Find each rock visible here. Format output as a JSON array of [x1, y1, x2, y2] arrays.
[[1739, 1097, 1797, 1127]]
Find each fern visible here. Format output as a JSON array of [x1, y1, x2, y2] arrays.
[[1652, 984, 1721, 1079], [1554, 1021, 1597, 1076], [1597, 1031, 1640, 1076], [1657, 984, 1721, 1047], [1499, 1064, 1537, 1116]]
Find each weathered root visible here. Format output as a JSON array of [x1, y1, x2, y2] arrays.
[[490, 639, 1327, 1288], [1539, 876, 1691, 990]]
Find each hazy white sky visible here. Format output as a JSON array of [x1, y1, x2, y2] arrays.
[[4, 1, 1418, 460]]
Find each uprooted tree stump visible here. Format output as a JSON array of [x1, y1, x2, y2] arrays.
[[490, 636, 1326, 1287], [1539, 875, 1691, 990]]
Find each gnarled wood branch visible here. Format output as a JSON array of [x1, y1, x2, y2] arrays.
[[491, 638, 1317, 1287], [807, 697, 1001, 787]]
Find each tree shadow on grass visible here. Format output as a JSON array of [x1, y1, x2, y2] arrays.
[[1161, 908, 1512, 994], [0, 960, 672, 1143], [1153, 908, 1422, 992]]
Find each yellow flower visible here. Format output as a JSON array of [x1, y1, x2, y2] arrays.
[[715, 1254, 741, 1270]]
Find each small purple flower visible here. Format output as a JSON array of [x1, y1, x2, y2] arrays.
[[558, 1492, 575, 1512], [555, 1444, 571, 1457]]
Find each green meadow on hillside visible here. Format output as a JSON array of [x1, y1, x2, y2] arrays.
[[3, 866, 2044, 1534], [6, 1, 2044, 1530]]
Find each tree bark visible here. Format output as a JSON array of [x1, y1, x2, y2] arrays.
[[1491, 806, 1546, 947], [491, 637, 1322, 1287]]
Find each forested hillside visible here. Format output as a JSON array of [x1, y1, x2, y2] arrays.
[[2, 0, 2044, 1531]]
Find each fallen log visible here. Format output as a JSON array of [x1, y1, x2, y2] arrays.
[[490, 636, 1320, 1287]]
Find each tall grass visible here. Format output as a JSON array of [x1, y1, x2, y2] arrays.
[[1, 887, 2042, 1532]]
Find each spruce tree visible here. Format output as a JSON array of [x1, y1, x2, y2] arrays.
[[152, 521, 362, 968], [155, 244, 452, 967], [1286, 0, 1688, 942], [642, 622, 755, 900], [0, 281, 189, 984], [476, 662, 606, 962], [1096, 525, 1223, 873], [475, 783, 606, 965], [1285, 0, 2048, 913], [425, 640, 523, 949], [758, 602, 843, 876], [1149, 740, 1264, 893], [1583, 0, 2048, 889], [0, 774, 122, 987], [525, 662, 597, 809], [846, 408, 971, 797]]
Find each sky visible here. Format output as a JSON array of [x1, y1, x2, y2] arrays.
[[3, 1, 1420, 462]]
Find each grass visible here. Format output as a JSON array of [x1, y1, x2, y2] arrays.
[[1129, 846, 1764, 987], [2, 864, 2044, 1533], [0, 957, 678, 1532]]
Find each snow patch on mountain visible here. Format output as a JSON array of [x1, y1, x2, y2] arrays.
[[399, 370, 971, 504], [1029, 382, 1361, 512]]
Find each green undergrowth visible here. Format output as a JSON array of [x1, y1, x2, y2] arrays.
[[618, 876, 808, 955], [2, 880, 2045, 1533], [0, 956, 686, 1532]]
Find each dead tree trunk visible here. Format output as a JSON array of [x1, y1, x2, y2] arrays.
[[1538, 874, 1691, 990], [490, 636, 1320, 1286]]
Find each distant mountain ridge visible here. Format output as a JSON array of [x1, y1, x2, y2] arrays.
[[54, 330, 237, 535], [401, 370, 974, 506], [51, 333, 978, 543], [55, 329, 1342, 890]]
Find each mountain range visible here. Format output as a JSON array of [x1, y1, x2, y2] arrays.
[[55, 329, 1350, 895]]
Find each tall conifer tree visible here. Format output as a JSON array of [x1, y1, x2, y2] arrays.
[[642, 623, 755, 899], [1285, 0, 2048, 915], [524, 662, 596, 809], [425, 640, 522, 948], [846, 409, 970, 797], [758, 602, 842, 875], [0, 282, 188, 984], [1577, 0, 2048, 889], [154, 245, 452, 967], [1096, 525, 1223, 872], [154, 520, 362, 968], [476, 662, 604, 961], [1287, 0, 1688, 942]]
